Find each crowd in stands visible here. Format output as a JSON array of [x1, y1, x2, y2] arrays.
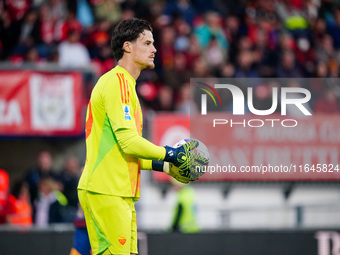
[[0, 151, 81, 227], [1, 0, 340, 114]]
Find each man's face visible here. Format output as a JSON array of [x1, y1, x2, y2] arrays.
[[38, 151, 52, 171], [130, 30, 157, 69]]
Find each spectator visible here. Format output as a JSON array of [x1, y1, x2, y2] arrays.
[[47, 47, 59, 63], [316, 34, 335, 64], [252, 28, 276, 77], [230, 35, 252, 66], [224, 15, 242, 64], [5, 180, 33, 226], [235, 50, 259, 78], [295, 35, 315, 76], [273, 32, 295, 66], [34, 177, 68, 227], [136, 81, 159, 111], [58, 156, 81, 210], [0, 169, 9, 224], [38, 4, 55, 45], [313, 17, 327, 46], [158, 26, 177, 71], [202, 35, 227, 72], [86, 18, 113, 75], [224, 15, 241, 46], [192, 57, 211, 78], [55, 10, 82, 42], [276, 50, 302, 78], [58, 29, 91, 68], [0, 10, 21, 60], [326, 7, 340, 50], [47, 0, 67, 22], [173, 18, 191, 52], [176, 82, 195, 114], [191, 0, 222, 16], [277, 32, 295, 51], [25, 150, 58, 207], [163, 0, 196, 27], [91, 44, 115, 76], [37, 4, 58, 59], [121, 1, 150, 21], [194, 11, 228, 50], [87, 19, 111, 59], [182, 34, 201, 72], [13, 8, 41, 57], [315, 61, 328, 78], [157, 86, 175, 111], [328, 58, 339, 78], [304, 0, 320, 24], [162, 51, 192, 90], [219, 62, 235, 78], [246, 1, 278, 49], [94, 0, 122, 25], [77, 0, 94, 29], [170, 179, 199, 233], [275, 0, 308, 37], [24, 47, 43, 64], [5, 0, 31, 22]]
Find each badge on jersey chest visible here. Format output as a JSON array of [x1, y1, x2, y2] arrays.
[[123, 105, 131, 120]]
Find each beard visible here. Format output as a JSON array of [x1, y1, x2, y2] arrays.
[[146, 62, 155, 69], [136, 57, 155, 70]]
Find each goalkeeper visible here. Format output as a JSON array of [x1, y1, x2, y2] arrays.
[[78, 18, 207, 255]]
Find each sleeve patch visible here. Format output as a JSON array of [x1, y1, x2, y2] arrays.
[[123, 105, 131, 120]]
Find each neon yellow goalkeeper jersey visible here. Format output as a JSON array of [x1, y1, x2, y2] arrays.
[[78, 65, 143, 198]]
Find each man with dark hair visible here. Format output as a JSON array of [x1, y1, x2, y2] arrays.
[[78, 18, 207, 255], [25, 150, 58, 207]]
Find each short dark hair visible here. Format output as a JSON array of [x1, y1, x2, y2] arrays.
[[111, 18, 153, 61]]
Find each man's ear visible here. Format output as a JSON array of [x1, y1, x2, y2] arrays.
[[123, 41, 132, 53]]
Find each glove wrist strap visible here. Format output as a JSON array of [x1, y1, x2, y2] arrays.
[[152, 161, 164, 172]]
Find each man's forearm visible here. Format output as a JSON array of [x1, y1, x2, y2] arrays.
[[115, 127, 166, 160]]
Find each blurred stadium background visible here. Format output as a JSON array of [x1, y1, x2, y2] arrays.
[[1, 0, 340, 254]]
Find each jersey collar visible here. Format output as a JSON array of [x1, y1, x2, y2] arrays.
[[116, 65, 136, 85]]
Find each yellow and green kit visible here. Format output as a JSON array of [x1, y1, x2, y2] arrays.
[[78, 65, 165, 254]]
